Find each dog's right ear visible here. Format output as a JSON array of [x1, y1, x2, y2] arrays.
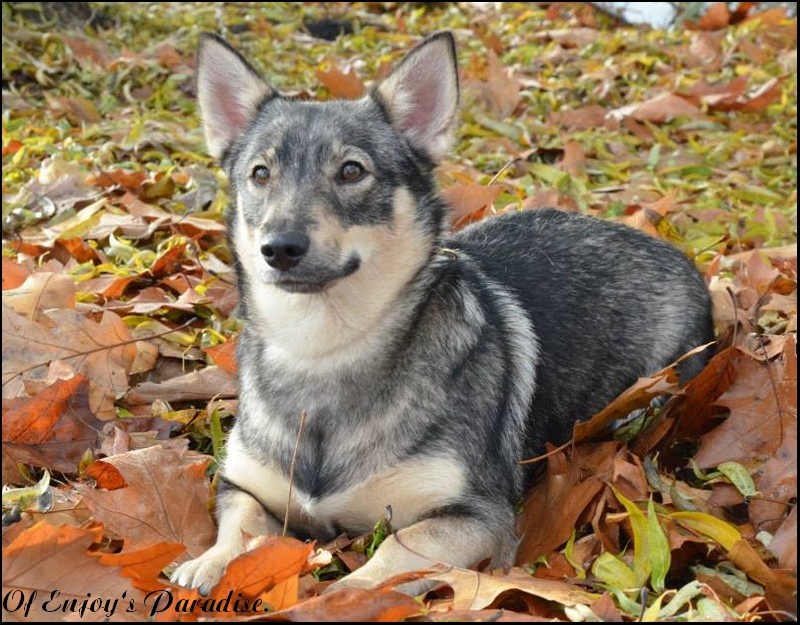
[[374, 32, 459, 163], [196, 34, 273, 160]]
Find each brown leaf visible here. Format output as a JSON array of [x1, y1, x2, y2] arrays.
[[87, 168, 148, 191], [86, 459, 127, 490], [550, 104, 607, 130], [558, 141, 586, 177], [126, 365, 238, 404], [2, 272, 76, 319], [621, 191, 678, 238], [2, 305, 138, 419], [661, 347, 738, 454], [442, 184, 503, 227], [693, 336, 796, 468], [316, 65, 365, 99], [573, 361, 683, 443], [747, 336, 796, 533], [425, 566, 598, 611], [78, 444, 216, 558], [263, 587, 421, 622], [61, 35, 112, 68], [727, 539, 797, 615], [2, 374, 102, 475], [2, 522, 144, 622], [607, 93, 705, 124], [539, 28, 599, 49], [485, 49, 521, 119], [766, 505, 796, 572], [516, 442, 613, 563]]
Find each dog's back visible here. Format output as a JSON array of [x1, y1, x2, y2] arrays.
[[451, 208, 713, 457]]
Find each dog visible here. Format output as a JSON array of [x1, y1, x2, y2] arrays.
[[172, 31, 714, 595]]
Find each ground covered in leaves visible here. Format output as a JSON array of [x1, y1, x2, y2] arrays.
[[2, 2, 797, 622]]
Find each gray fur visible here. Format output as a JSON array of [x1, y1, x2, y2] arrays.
[[172, 32, 714, 595]]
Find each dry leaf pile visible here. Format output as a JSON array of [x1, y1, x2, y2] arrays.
[[2, 2, 796, 622]]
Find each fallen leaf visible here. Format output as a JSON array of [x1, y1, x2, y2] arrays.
[[78, 444, 216, 558], [693, 338, 796, 468], [2, 522, 144, 622], [206, 536, 312, 612], [263, 587, 421, 621], [485, 49, 521, 119], [517, 442, 614, 563], [2, 272, 76, 318], [1, 258, 30, 291], [426, 566, 598, 611], [606, 93, 705, 123], [2, 305, 139, 419], [766, 504, 796, 572], [204, 337, 238, 376], [316, 65, 365, 99], [442, 184, 503, 227], [125, 364, 238, 404], [698, 3, 731, 30], [100, 542, 187, 592], [2, 374, 102, 476]]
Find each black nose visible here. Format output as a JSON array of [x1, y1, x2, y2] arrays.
[[260, 232, 310, 271]]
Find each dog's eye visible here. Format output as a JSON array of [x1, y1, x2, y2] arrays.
[[339, 161, 365, 183], [251, 165, 271, 186]]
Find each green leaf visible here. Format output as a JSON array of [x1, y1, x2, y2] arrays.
[[610, 487, 650, 587], [657, 580, 704, 619], [646, 498, 670, 593], [592, 552, 639, 590], [717, 462, 760, 499], [563, 530, 586, 579]]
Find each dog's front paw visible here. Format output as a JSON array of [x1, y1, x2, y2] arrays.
[[171, 548, 232, 595]]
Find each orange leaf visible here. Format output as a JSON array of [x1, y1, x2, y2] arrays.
[[442, 184, 503, 227], [209, 536, 312, 608], [316, 66, 365, 99], [698, 2, 731, 30], [2, 139, 23, 156], [86, 459, 127, 490], [2, 374, 102, 474], [100, 542, 187, 592], [2, 522, 143, 621], [204, 337, 238, 376], [1, 257, 31, 291], [264, 587, 421, 622]]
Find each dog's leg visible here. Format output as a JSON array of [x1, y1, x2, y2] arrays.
[[171, 482, 283, 594], [327, 512, 515, 596]]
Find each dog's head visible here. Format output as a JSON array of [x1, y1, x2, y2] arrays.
[[196, 32, 459, 299]]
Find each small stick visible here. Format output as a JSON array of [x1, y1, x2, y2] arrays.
[[283, 411, 307, 536]]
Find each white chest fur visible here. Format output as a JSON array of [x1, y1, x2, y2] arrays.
[[223, 431, 465, 536]]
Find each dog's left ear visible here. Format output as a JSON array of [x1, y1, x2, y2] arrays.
[[374, 32, 459, 163]]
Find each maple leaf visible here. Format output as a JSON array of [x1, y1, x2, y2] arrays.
[[2, 305, 140, 419], [78, 444, 216, 559]]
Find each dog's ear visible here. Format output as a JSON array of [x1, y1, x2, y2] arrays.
[[196, 34, 273, 159], [374, 32, 459, 163]]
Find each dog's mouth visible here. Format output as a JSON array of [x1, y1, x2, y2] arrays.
[[270, 256, 361, 294]]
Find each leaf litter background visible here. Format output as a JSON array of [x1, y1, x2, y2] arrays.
[[1, 2, 796, 622]]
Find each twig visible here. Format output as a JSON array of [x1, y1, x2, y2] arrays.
[[283, 411, 307, 536]]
